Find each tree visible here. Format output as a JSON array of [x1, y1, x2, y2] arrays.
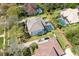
[[16, 24, 31, 43], [0, 50, 3, 56], [23, 3, 37, 16], [63, 25, 79, 55], [22, 47, 31, 56], [1, 16, 19, 30], [0, 4, 17, 16], [63, 3, 79, 8], [72, 45, 79, 55], [6, 5, 23, 17], [30, 43, 38, 54], [5, 51, 14, 56]]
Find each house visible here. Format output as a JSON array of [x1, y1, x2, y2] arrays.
[[33, 37, 65, 56], [23, 3, 43, 16], [23, 3, 37, 16], [26, 17, 54, 36], [60, 8, 79, 24]]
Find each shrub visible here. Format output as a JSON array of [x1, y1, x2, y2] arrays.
[[63, 24, 79, 55], [22, 47, 31, 56], [71, 45, 79, 55], [30, 43, 38, 54], [0, 37, 3, 48]]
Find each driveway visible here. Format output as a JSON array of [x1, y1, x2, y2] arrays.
[[18, 38, 48, 49]]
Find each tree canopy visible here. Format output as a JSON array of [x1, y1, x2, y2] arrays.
[[6, 5, 23, 17]]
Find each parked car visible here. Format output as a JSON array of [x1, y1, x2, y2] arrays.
[[38, 37, 49, 42]]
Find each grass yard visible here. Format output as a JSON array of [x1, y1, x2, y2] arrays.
[[54, 30, 67, 50], [27, 30, 54, 42], [0, 37, 3, 48]]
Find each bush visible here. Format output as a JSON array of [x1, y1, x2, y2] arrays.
[[63, 24, 79, 55], [0, 27, 4, 35], [7, 5, 23, 16], [30, 43, 38, 54], [64, 25, 79, 45], [22, 47, 31, 56], [5, 51, 13, 56], [0, 37, 3, 48], [0, 51, 3, 56], [71, 45, 79, 55], [5, 48, 15, 56]]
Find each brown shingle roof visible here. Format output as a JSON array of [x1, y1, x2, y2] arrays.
[[34, 37, 64, 56]]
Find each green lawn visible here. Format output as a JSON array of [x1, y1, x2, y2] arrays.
[[27, 30, 54, 42], [0, 37, 3, 48], [54, 30, 67, 50]]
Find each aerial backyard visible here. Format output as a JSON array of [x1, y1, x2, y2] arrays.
[[0, 3, 79, 56]]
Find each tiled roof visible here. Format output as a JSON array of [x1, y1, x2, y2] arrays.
[[34, 37, 64, 56]]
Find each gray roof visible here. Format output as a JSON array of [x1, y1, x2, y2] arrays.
[[26, 17, 46, 34]]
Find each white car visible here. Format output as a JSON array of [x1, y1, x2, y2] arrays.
[[38, 37, 49, 42]]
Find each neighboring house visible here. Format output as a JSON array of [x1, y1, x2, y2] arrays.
[[33, 37, 65, 56], [60, 8, 79, 25], [23, 3, 43, 16], [26, 17, 54, 36], [23, 3, 37, 16]]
